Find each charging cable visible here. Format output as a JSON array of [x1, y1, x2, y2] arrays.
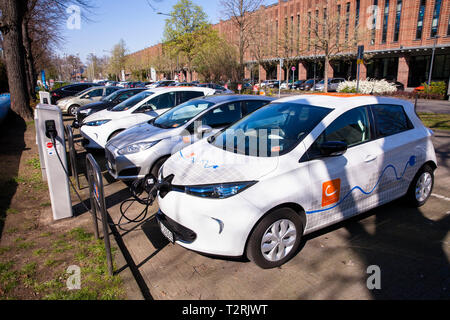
[[48, 127, 157, 232]]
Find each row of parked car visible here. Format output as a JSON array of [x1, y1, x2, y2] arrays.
[[49, 82, 436, 269], [260, 78, 405, 92]]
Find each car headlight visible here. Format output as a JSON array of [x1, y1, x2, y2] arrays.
[[84, 119, 111, 126], [117, 141, 160, 155], [185, 181, 257, 199]]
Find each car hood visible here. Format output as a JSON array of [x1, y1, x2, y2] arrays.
[[79, 101, 111, 111], [57, 96, 76, 105], [162, 139, 279, 186], [108, 122, 179, 148], [83, 108, 129, 123]]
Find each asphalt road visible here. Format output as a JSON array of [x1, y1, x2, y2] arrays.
[[73, 125, 448, 300]]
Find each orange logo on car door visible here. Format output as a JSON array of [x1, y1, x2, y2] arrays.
[[322, 179, 341, 207]]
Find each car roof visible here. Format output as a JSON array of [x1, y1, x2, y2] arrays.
[[194, 94, 275, 104], [143, 86, 215, 93], [275, 94, 414, 111]]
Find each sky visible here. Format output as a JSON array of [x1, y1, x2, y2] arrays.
[[58, 0, 225, 63]]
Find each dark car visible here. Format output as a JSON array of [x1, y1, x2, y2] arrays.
[[50, 83, 100, 104], [298, 78, 322, 91], [73, 88, 147, 128], [386, 79, 405, 91], [290, 80, 306, 90]]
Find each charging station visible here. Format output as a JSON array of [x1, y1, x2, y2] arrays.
[[35, 101, 73, 220]]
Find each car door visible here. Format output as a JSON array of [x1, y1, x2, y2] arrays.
[[303, 106, 383, 231], [177, 91, 205, 105], [132, 92, 176, 124], [369, 104, 417, 205], [79, 88, 104, 105], [184, 101, 243, 145]]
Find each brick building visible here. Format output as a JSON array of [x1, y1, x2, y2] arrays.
[[129, 0, 450, 88]]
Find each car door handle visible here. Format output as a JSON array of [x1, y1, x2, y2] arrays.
[[365, 155, 377, 163]]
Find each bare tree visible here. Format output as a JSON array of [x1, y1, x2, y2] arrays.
[[307, 1, 366, 92], [220, 0, 264, 80]]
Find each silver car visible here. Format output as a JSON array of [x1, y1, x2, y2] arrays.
[[105, 95, 275, 180], [56, 86, 120, 115], [312, 78, 345, 92]]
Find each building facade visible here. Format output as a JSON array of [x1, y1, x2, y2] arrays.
[[129, 0, 450, 88]]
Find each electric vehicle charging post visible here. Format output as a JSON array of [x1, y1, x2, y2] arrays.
[[35, 103, 73, 220], [86, 153, 114, 276]]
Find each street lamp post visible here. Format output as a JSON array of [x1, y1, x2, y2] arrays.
[[428, 36, 440, 85]]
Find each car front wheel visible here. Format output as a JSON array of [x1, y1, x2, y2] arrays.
[[246, 207, 304, 269], [67, 105, 79, 116]]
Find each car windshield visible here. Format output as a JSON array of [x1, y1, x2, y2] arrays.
[[211, 102, 332, 157], [153, 99, 215, 129], [75, 87, 93, 97], [111, 91, 154, 111], [101, 90, 121, 102]]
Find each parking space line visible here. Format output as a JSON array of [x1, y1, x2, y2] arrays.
[[431, 193, 450, 202]]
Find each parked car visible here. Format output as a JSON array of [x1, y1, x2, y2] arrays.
[[105, 95, 275, 180], [386, 80, 405, 91], [146, 80, 177, 88], [290, 80, 306, 90], [0, 93, 11, 125], [80, 87, 216, 149], [267, 80, 280, 89], [198, 83, 234, 94], [156, 95, 437, 269], [105, 81, 119, 87], [313, 78, 346, 92], [280, 82, 289, 90], [73, 88, 147, 128], [298, 78, 322, 91], [50, 82, 100, 104], [56, 86, 121, 116]]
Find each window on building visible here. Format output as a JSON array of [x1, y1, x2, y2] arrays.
[[355, 0, 360, 27], [297, 14, 300, 53], [275, 20, 279, 55], [291, 16, 294, 55], [382, 0, 390, 43], [323, 8, 327, 38], [447, 14, 450, 36], [345, 2, 350, 41], [371, 0, 378, 45], [430, 0, 442, 38], [416, 0, 426, 39], [336, 5, 341, 44], [308, 12, 311, 50], [393, 0, 402, 42]]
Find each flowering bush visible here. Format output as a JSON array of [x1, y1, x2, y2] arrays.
[[337, 78, 397, 94]]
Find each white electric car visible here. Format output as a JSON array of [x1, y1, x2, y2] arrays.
[[80, 87, 215, 149], [156, 94, 438, 269]]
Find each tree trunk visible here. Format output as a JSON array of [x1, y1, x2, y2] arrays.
[[0, 0, 32, 120], [324, 55, 329, 93], [22, 18, 36, 100]]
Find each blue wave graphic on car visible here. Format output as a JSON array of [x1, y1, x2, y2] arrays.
[[306, 156, 417, 215], [179, 151, 220, 169]]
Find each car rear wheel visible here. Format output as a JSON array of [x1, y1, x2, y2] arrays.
[[405, 164, 434, 207], [67, 105, 79, 116], [246, 207, 304, 269]]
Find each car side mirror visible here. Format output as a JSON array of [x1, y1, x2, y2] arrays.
[[319, 141, 348, 157], [196, 125, 212, 135]]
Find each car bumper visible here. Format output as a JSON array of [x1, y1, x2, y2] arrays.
[[80, 126, 105, 149], [157, 190, 262, 257]]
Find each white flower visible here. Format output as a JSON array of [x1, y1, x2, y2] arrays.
[[337, 78, 397, 94]]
